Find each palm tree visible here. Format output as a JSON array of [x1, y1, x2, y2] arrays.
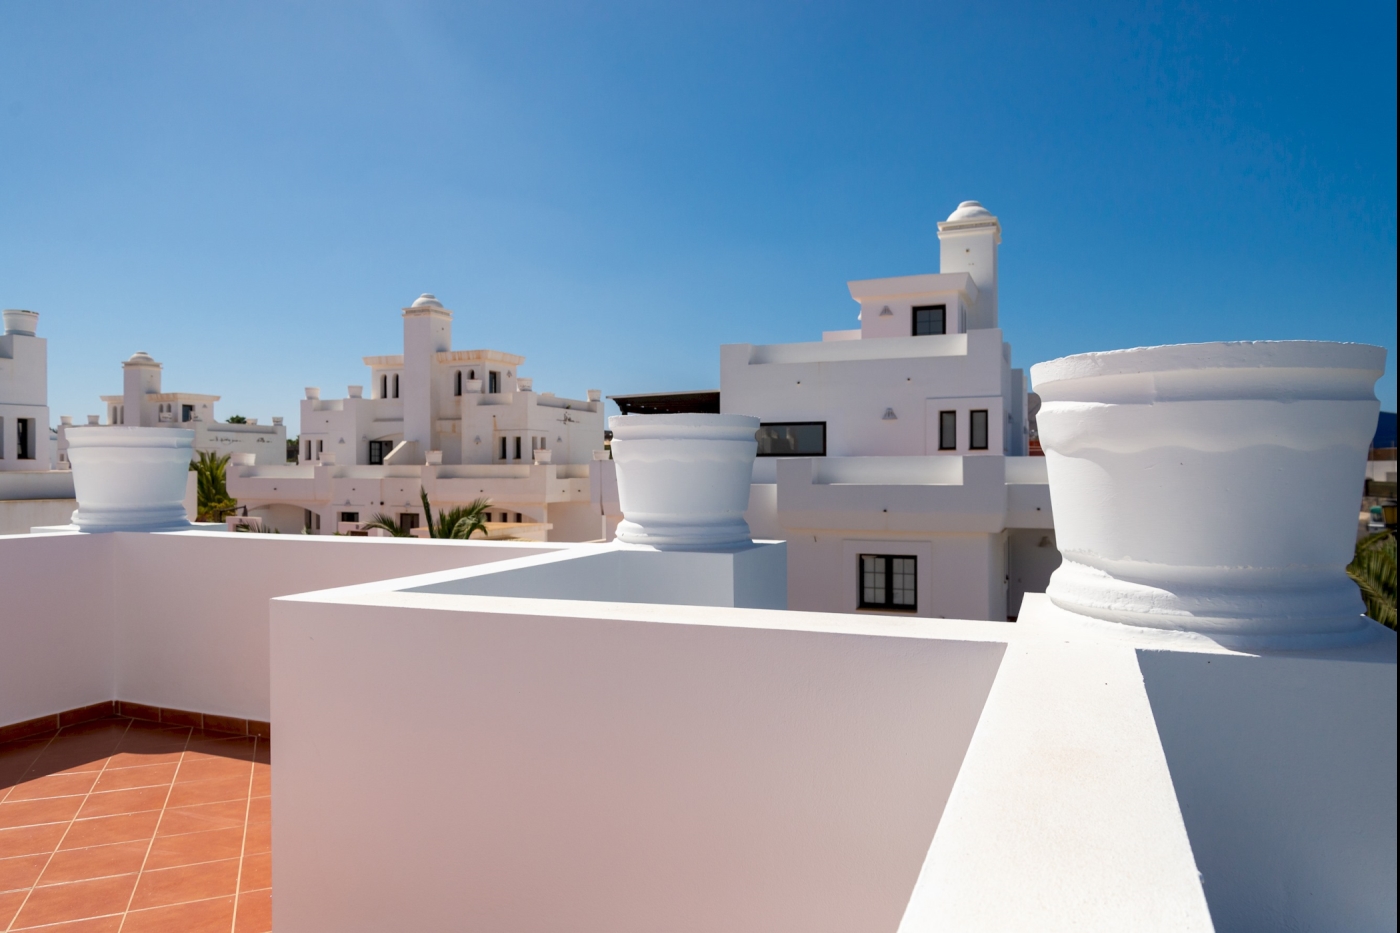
[[1348, 531, 1396, 629], [189, 450, 237, 522], [418, 487, 491, 540], [362, 513, 412, 537]]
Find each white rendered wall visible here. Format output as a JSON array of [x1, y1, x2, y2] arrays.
[[0, 329, 50, 472], [1139, 643, 1397, 932], [722, 329, 1015, 459], [0, 497, 77, 535], [270, 590, 1008, 933], [0, 531, 557, 729], [0, 532, 114, 727]]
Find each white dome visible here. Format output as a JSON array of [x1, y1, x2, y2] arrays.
[[947, 200, 994, 222], [410, 293, 445, 309], [126, 351, 158, 365]]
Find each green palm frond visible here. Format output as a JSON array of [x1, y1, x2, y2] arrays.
[[418, 488, 490, 540], [362, 513, 413, 537], [189, 450, 237, 522], [1348, 531, 1396, 629]]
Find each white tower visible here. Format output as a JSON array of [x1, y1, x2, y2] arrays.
[[121, 352, 162, 426], [937, 201, 1001, 330], [402, 293, 451, 458]]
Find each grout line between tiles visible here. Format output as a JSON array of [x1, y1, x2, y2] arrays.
[[114, 725, 194, 933], [230, 735, 258, 933], [4, 718, 134, 933]]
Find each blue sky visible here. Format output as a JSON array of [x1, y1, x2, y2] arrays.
[[2, 1, 1395, 435]]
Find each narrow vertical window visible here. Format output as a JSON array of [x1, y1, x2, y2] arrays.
[[514, 436, 522, 460], [489, 371, 500, 394], [912, 305, 946, 336], [939, 410, 957, 450], [970, 410, 989, 450], [858, 555, 917, 611], [454, 371, 462, 396], [392, 374, 400, 398], [499, 437, 507, 460], [381, 375, 388, 398], [17, 418, 33, 459]]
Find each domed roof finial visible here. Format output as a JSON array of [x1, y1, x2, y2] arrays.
[[946, 200, 994, 222]]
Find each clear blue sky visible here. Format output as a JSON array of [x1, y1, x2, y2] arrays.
[[2, 1, 1395, 436]]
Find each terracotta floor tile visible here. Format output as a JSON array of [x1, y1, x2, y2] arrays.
[[155, 800, 247, 836], [241, 821, 270, 856], [0, 822, 68, 858], [239, 850, 271, 891], [60, 810, 161, 850], [129, 858, 239, 910], [0, 887, 27, 927], [165, 776, 249, 809], [4, 771, 99, 802], [0, 852, 49, 893], [121, 895, 235, 933], [174, 756, 251, 784], [186, 735, 257, 761], [16, 915, 125, 932], [249, 765, 270, 798], [10, 872, 136, 927], [104, 750, 184, 770], [77, 785, 170, 820], [39, 840, 149, 885], [92, 762, 177, 793], [0, 794, 84, 829], [234, 887, 272, 932], [144, 827, 244, 870], [246, 796, 270, 824]]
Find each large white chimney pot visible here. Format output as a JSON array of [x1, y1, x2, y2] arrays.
[[1032, 340, 1385, 647], [65, 427, 195, 532], [609, 414, 759, 550]]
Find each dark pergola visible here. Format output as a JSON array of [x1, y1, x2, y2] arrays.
[[608, 390, 721, 415]]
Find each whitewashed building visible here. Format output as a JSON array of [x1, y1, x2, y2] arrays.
[[601, 201, 1059, 621], [228, 294, 606, 539], [0, 309, 51, 471], [54, 350, 287, 467]]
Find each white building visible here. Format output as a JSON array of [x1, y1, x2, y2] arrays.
[[228, 294, 606, 539], [601, 201, 1058, 621], [0, 309, 50, 471], [54, 350, 288, 467]]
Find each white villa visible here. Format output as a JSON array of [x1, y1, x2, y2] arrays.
[[54, 350, 288, 466], [0, 309, 51, 471], [227, 293, 605, 539], [602, 201, 1058, 621]]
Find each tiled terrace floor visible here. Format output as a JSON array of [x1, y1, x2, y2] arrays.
[[0, 718, 270, 932]]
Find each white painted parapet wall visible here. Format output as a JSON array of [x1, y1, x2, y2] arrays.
[[610, 414, 760, 550], [66, 426, 195, 532], [1032, 340, 1385, 647]]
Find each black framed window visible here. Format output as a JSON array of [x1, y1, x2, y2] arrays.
[[912, 305, 946, 336], [970, 409, 989, 450], [17, 418, 34, 459], [368, 440, 394, 464], [756, 422, 826, 456], [181, 404, 194, 423], [859, 554, 917, 611], [938, 410, 957, 450], [454, 371, 462, 396], [339, 511, 359, 523], [489, 371, 500, 393]]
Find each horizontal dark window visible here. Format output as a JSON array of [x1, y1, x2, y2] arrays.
[[757, 422, 826, 457]]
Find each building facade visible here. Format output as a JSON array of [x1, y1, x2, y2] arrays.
[[228, 294, 607, 540], [596, 201, 1059, 620], [0, 310, 51, 472], [54, 350, 287, 467]]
